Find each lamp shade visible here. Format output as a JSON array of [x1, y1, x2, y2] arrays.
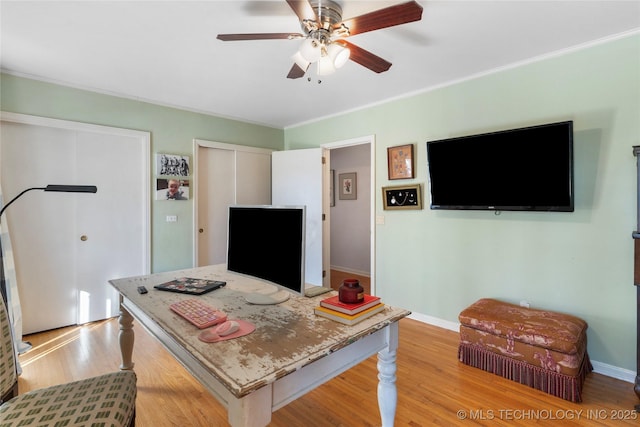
[[291, 51, 310, 70], [327, 43, 350, 68], [299, 38, 322, 62], [317, 56, 336, 76]]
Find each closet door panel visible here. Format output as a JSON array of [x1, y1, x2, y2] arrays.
[[197, 147, 235, 266], [74, 131, 147, 323], [196, 143, 272, 267], [1, 123, 77, 333], [236, 151, 271, 205]]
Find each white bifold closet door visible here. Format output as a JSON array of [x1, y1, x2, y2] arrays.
[[1, 118, 149, 334], [196, 140, 272, 267]]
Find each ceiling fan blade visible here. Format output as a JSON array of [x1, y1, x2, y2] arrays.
[[287, 63, 308, 79], [217, 33, 303, 41], [338, 40, 392, 73], [286, 0, 318, 22], [336, 1, 423, 36]]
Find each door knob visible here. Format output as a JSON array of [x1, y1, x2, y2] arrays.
[[80, 235, 88, 241]]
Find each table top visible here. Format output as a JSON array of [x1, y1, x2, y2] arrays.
[[109, 264, 410, 398]]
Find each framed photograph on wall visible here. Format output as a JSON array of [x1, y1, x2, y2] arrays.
[[338, 172, 357, 200], [387, 144, 414, 180], [156, 178, 190, 200], [157, 153, 190, 177]]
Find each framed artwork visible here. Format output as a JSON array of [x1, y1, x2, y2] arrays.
[[157, 153, 190, 177], [156, 178, 190, 200], [338, 172, 357, 200], [387, 144, 414, 180], [382, 184, 422, 210]]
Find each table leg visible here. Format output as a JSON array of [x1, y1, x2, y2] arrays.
[[118, 298, 135, 370], [227, 385, 272, 427], [378, 322, 399, 427]]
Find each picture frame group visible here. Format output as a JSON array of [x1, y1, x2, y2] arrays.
[[156, 153, 190, 201]]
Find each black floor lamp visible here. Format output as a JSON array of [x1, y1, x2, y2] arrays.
[[0, 185, 97, 304]]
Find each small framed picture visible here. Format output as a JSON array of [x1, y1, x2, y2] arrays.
[[338, 172, 357, 200], [382, 184, 422, 210], [156, 178, 190, 200], [387, 144, 414, 180], [157, 153, 190, 177]]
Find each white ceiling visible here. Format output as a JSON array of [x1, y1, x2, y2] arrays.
[[1, 1, 639, 129]]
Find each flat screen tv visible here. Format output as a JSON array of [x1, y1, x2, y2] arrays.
[[227, 205, 306, 303], [426, 121, 574, 212]]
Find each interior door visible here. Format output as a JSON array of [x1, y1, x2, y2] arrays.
[[74, 131, 148, 323], [272, 148, 327, 287], [1, 123, 78, 332], [1, 117, 149, 333], [197, 147, 235, 266]]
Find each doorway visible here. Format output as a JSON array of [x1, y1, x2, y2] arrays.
[[323, 135, 375, 295]]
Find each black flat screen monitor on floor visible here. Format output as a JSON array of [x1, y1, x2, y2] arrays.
[[227, 205, 306, 303]]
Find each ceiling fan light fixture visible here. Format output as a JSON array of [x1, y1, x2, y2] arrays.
[[327, 43, 350, 69], [317, 56, 336, 76], [292, 51, 310, 70], [299, 38, 322, 62]]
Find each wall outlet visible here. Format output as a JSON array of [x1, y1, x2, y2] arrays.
[[520, 300, 530, 308]]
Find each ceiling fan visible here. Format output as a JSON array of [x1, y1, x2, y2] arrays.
[[217, 0, 423, 79]]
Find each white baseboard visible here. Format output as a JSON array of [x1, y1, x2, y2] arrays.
[[408, 312, 636, 384], [591, 361, 636, 383], [330, 266, 370, 278], [408, 312, 459, 332]]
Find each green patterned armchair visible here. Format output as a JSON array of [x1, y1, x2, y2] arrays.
[[0, 293, 137, 426]]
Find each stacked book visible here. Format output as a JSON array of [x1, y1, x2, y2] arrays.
[[314, 294, 384, 325]]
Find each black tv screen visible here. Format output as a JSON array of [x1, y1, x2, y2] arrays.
[[426, 121, 574, 212], [227, 205, 306, 296]]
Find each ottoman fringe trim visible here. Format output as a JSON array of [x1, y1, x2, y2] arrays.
[[458, 342, 593, 402]]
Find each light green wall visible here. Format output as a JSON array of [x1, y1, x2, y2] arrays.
[[285, 34, 640, 372], [1, 34, 638, 372], [0, 73, 284, 272]]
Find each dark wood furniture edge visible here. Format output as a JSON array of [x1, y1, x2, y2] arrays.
[[632, 146, 640, 410]]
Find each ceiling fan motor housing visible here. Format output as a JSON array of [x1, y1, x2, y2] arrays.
[[303, 0, 345, 40]]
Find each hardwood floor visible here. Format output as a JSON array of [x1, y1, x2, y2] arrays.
[[18, 315, 638, 426]]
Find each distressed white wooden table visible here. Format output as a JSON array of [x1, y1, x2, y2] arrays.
[[109, 264, 410, 427]]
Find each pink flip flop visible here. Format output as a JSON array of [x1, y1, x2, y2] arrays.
[[198, 319, 256, 343]]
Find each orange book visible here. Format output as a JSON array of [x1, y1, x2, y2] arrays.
[[314, 303, 385, 326], [319, 294, 381, 315]]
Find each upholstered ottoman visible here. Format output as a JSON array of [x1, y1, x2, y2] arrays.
[[458, 298, 592, 402]]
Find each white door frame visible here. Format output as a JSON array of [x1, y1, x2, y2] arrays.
[[321, 135, 376, 295]]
